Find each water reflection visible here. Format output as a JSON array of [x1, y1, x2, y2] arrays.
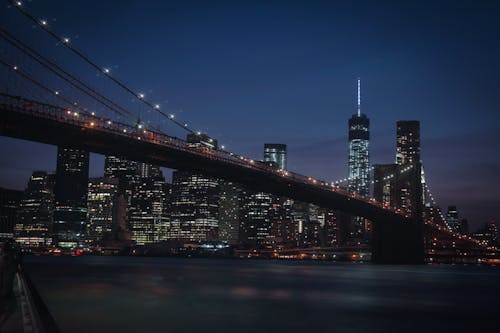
[[24, 256, 500, 333]]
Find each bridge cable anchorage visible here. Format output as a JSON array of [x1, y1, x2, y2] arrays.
[[7, 0, 222, 142], [0, 26, 136, 123], [0, 57, 92, 113]]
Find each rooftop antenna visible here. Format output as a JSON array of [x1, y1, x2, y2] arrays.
[[357, 77, 361, 117]]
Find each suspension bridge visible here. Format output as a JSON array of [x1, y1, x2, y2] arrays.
[[0, 0, 496, 265]]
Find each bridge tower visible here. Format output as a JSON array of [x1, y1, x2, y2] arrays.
[[371, 121, 425, 264]]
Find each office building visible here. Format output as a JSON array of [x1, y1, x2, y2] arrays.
[[15, 171, 55, 247], [104, 155, 139, 198], [243, 143, 290, 246], [168, 133, 220, 242], [446, 206, 460, 232], [264, 144, 287, 169], [86, 177, 119, 243], [472, 221, 498, 246], [0, 187, 23, 239], [241, 191, 272, 245], [347, 79, 370, 241], [396, 121, 420, 165], [169, 171, 220, 241], [129, 171, 169, 245], [53, 147, 89, 247], [348, 79, 370, 197], [218, 181, 245, 244]]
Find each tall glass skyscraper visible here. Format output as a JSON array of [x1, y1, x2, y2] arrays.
[[15, 171, 55, 247], [446, 206, 460, 232], [86, 177, 119, 243], [264, 144, 287, 169], [348, 79, 370, 197], [53, 147, 89, 247], [396, 121, 420, 165], [347, 79, 370, 241], [242, 143, 293, 246], [396, 120, 423, 216], [218, 181, 244, 244], [104, 155, 139, 197], [129, 174, 169, 244], [168, 133, 220, 241], [169, 171, 220, 241], [373, 120, 423, 218], [0, 187, 23, 239]]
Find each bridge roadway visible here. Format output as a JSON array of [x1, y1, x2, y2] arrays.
[[0, 93, 424, 264]]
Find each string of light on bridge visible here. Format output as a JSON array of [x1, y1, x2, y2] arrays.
[[332, 166, 375, 185], [331, 164, 414, 185], [423, 181, 452, 230], [8, 0, 228, 150], [0, 58, 93, 115], [0, 26, 138, 124]]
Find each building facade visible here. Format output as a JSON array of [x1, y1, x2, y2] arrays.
[[129, 174, 169, 245], [168, 133, 220, 242], [396, 121, 420, 165], [86, 177, 119, 243], [53, 147, 89, 247], [264, 144, 287, 169], [242, 143, 291, 246], [348, 79, 370, 197], [446, 206, 460, 232], [218, 181, 244, 244], [347, 79, 370, 241], [15, 171, 55, 247], [0, 187, 23, 239], [169, 171, 220, 241]]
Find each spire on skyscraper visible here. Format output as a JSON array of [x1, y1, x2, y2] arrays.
[[357, 78, 361, 117]]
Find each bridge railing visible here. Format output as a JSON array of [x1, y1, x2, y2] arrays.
[[0, 93, 406, 217]]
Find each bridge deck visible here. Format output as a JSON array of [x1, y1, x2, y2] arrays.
[[0, 92, 410, 223]]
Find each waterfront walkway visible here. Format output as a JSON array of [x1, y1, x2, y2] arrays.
[[0, 273, 24, 333], [0, 270, 59, 333]]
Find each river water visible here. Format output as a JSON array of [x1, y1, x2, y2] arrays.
[[23, 256, 500, 333]]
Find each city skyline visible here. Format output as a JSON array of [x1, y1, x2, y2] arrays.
[[2, 2, 500, 332], [0, 0, 499, 230]]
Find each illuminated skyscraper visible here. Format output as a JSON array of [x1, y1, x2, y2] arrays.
[[129, 174, 169, 244], [169, 171, 220, 241], [86, 177, 119, 243], [373, 120, 423, 218], [15, 171, 55, 247], [395, 120, 423, 217], [446, 206, 460, 232], [218, 181, 244, 244], [347, 79, 370, 241], [242, 143, 291, 246], [0, 187, 23, 239], [396, 121, 420, 165], [104, 155, 139, 198], [104, 155, 167, 243], [348, 78, 370, 197], [241, 192, 272, 245], [264, 144, 287, 169], [168, 133, 220, 241], [53, 147, 89, 247]]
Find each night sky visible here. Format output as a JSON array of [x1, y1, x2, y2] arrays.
[[1, 0, 499, 230]]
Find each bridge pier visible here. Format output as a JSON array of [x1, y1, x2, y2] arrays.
[[371, 218, 425, 264]]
